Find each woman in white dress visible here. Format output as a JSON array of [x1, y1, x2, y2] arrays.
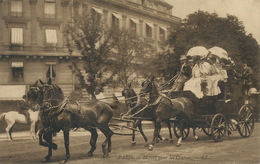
[[205, 56, 228, 96], [183, 56, 209, 98]]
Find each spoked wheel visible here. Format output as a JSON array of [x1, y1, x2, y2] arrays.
[[211, 113, 227, 142], [238, 105, 254, 138], [202, 128, 212, 136], [173, 123, 190, 140]]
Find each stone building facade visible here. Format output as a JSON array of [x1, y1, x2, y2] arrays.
[[0, 0, 180, 100]]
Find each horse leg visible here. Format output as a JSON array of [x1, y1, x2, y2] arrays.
[[30, 121, 37, 140], [5, 122, 14, 141], [176, 121, 183, 147], [60, 129, 70, 163], [100, 125, 113, 157], [86, 128, 98, 157], [166, 121, 173, 143], [137, 121, 148, 147], [192, 127, 199, 140], [149, 119, 161, 151], [132, 120, 139, 146], [41, 131, 54, 162]]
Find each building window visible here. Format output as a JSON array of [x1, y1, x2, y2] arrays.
[[46, 64, 56, 79], [92, 7, 103, 24], [11, 0, 23, 17], [45, 29, 57, 45], [44, 0, 55, 18], [11, 27, 23, 45], [159, 26, 167, 41], [145, 22, 154, 38], [129, 18, 139, 33], [112, 13, 122, 28], [12, 62, 24, 82]]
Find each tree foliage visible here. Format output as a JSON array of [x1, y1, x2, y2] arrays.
[[110, 29, 154, 86], [64, 11, 118, 99], [158, 11, 259, 81]]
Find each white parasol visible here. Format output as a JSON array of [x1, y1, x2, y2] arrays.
[[208, 46, 228, 59], [186, 46, 209, 58]]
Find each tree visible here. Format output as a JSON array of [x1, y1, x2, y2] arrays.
[[158, 11, 259, 84], [64, 11, 118, 99], [109, 29, 154, 86]]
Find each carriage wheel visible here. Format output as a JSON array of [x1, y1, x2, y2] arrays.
[[202, 128, 212, 136], [238, 105, 254, 138], [211, 113, 227, 142], [173, 123, 190, 140]]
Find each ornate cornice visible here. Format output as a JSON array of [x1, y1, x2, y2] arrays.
[[4, 17, 29, 28], [38, 18, 62, 29]]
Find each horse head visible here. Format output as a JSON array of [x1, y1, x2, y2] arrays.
[[139, 77, 161, 103], [122, 83, 137, 108], [27, 79, 44, 105]]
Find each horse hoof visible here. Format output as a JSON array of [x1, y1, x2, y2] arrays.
[[87, 152, 93, 157], [148, 145, 153, 151], [194, 136, 199, 140], [59, 159, 67, 164], [42, 157, 50, 163], [103, 154, 109, 158], [156, 139, 160, 143], [132, 142, 136, 146], [176, 143, 181, 147]]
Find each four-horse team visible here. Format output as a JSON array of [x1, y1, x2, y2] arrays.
[[0, 50, 258, 163]]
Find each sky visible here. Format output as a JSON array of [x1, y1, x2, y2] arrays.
[[165, 0, 260, 44]]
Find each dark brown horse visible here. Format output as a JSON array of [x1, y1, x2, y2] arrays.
[[27, 79, 114, 163], [122, 83, 173, 146], [139, 77, 196, 150]]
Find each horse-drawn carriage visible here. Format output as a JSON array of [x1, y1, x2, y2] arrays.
[[119, 77, 255, 150]]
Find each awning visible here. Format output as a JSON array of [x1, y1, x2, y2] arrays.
[[130, 17, 139, 24], [92, 7, 103, 14], [146, 22, 155, 28], [160, 26, 168, 31], [112, 13, 122, 19], [12, 62, 23, 67]]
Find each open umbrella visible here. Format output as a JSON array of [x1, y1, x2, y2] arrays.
[[208, 46, 228, 59], [186, 46, 209, 58]]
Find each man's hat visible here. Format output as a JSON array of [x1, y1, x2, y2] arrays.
[[179, 55, 187, 61]]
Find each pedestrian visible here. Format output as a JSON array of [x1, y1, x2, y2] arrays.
[[18, 95, 31, 124]]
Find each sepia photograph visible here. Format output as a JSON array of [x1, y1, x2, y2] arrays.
[[0, 0, 259, 163]]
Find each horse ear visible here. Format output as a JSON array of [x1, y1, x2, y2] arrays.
[[39, 79, 44, 85], [48, 78, 52, 85], [33, 80, 38, 86]]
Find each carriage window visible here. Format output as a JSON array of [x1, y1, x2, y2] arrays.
[[45, 29, 57, 45], [46, 64, 56, 79], [11, 0, 23, 17], [12, 62, 24, 82], [146, 22, 154, 38], [11, 27, 23, 45], [44, 0, 55, 18]]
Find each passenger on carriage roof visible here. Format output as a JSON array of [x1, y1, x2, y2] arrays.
[[18, 95, 31, 123], [169, 55, 192, 92]]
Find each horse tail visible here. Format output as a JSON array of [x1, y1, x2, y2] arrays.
[[0, 113, 7, 121]]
